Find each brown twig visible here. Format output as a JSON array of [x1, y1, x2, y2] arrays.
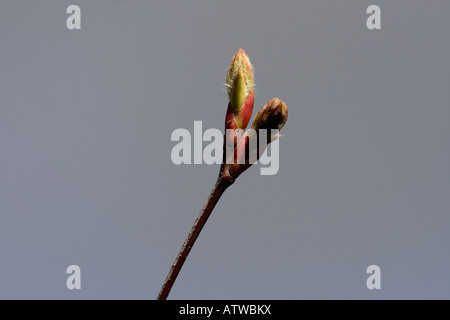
[[157, 49, 288, 300], [157, 173, 233, 300]]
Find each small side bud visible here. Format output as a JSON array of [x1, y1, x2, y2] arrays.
[[252, 98, 288, 142], [229, 98, 288, 179]]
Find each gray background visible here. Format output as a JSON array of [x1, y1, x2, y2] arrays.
[[1, 0, 449, 299]]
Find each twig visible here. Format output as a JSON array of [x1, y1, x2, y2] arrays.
[[157, 174, 233, 300]]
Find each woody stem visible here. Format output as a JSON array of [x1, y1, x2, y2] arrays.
[[157, 174, 233, 300]]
